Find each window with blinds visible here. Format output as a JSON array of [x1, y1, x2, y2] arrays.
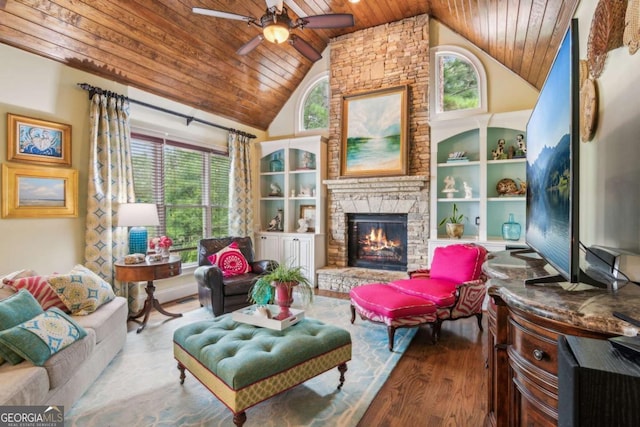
[[130, 133, 230, 263]]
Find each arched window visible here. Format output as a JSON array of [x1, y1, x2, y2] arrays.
[[297, 72, 329, 133], [430, 46, 487, 120]]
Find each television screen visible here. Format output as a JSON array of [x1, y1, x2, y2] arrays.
[[525, 20, 580, 283]]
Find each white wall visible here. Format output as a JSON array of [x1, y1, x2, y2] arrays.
[[575, 2, 640, 251], [0, 43, 265, 302]]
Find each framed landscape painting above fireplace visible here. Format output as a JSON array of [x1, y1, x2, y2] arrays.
[[340, 85, 408, 178]]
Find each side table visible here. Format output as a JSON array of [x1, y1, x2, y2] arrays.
[[114, 255, 183, 333]]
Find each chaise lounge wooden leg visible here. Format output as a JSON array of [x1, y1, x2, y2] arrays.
[[337, 362, 348, 389], [177, 362, 186, 385], [233, 411, 247, 427], [387, 326, 396, 351], [432, 321, 443, 344], [476, 313, 484, 331]]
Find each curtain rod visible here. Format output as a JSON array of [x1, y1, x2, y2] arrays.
[[76, 83, 256, 139]]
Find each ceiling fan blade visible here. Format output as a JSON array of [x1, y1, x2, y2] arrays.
[[265, 0, 284, 13], [192, 7, 254, 23], [237, 35, 264, 56], [301, 14, 354, 29], [290, 35, 322, 62]]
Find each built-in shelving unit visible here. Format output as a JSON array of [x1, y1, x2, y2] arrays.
[[254, 135, 327, 284], [429, 111, 531, 261]]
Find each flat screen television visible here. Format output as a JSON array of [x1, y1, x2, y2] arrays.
[[523, 19, 605, 287]]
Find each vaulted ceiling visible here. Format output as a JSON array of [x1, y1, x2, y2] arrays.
[[0, 0, 579, 130]]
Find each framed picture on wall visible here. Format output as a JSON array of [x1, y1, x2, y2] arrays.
[[1, 163, 78, 218], [7, 113, 72, 167], [340, 85, 408, 177], [300, 205, 316, 232]]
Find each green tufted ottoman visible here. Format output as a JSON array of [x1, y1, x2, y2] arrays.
[[173, 315, 352, 427]]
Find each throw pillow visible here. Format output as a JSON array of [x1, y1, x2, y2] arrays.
[[1, 269, 38, 287], [0, 308, 87, 366], [429, 244, 487, 284], [0, 289, 44, 364], [207, 241, 252, 277], [48, 265, 116, 316], [9, 276, 69, 312]]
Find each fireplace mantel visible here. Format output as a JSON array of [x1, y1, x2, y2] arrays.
[[323, 175, 428, 194]]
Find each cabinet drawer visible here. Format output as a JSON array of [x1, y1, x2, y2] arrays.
[[510, 317, 558, 375], [154, 262, 181, 279]]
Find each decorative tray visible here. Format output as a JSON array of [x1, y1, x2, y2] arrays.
[[232, 305, 305, 331]]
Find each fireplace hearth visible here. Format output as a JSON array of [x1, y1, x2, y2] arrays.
[[347, 213, 408, 271]]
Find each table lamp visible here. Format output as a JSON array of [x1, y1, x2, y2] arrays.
[[117, 203, 160, 254]]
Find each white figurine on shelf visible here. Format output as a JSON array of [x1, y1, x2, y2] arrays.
[[442, 175, 459, 198], [269, 182, 282, 196], [297, 218, 309, 233], [463, 181, 473, 199]]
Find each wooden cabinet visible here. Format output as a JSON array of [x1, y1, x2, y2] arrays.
[[483, 251, 640, 427], [487, 299, 611, 427], [429, 111, 530, 262]]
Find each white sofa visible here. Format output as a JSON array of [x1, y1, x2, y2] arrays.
[[0, 285, 128, 409]]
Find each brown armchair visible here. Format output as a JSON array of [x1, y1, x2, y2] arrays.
[[195, 236, 278, 316]]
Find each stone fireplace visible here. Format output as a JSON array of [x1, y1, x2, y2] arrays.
[[320, 15, 430, 293], [317, 176, 429, 292]]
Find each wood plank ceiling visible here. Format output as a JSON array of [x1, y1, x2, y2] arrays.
[[0, 0, 579, 131]]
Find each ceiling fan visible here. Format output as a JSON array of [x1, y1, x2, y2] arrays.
[[193, 0, 354, 62]]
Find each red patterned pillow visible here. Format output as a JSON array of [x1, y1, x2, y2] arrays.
[[207, 242, 252, 278], [9, 276, 69, 312]]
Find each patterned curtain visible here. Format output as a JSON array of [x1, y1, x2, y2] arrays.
[[228, 132, 253, 238], [84, 92, 136, 305]]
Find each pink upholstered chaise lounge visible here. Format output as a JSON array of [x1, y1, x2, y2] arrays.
[[350, 243, 488, 350]]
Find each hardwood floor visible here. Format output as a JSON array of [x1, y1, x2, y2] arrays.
[[142, 291, 487, 426]]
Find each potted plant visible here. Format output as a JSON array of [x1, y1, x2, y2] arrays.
[[439, 203, 466, 239], [249, 262, 314, 319]]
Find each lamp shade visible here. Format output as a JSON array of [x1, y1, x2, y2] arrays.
[[118, 203, 160, 254], [117, 203, 160, 227]]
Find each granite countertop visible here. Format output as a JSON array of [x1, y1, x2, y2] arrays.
[[484, 250, 640, 337]]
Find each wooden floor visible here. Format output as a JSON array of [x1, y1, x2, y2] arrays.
[[140, 291, 488, 426]]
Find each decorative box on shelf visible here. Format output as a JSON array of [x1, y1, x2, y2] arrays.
[[232, 305, 305, 330]]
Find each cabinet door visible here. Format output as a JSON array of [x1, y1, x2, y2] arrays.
[[282, 236, 314, 282], [255, 234, 283, 263]]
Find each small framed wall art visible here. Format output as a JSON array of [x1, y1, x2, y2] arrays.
[[300, 205, 316, 232], [7, 113, 72, 166], [1, 163, 78, 218]]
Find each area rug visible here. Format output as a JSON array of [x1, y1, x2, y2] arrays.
[[66, 295, 416, 426]]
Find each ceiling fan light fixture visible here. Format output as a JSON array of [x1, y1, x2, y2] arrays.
[[263, 21, 290, 44], [349, 0, 360, 3]]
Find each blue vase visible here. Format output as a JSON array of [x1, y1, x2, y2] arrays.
[[502, 213, 521, 241]]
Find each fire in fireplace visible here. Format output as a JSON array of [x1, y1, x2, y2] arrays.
[[347, 213, 408, 271]]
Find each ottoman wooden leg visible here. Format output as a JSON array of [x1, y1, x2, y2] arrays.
[[233, 411, 247, 427], [350, 304, 356, 324], [177, 362, 186, 385], [337, 362, 348, 389]]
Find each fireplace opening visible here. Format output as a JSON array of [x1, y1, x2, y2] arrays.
[[347, 213, 408, 271]]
